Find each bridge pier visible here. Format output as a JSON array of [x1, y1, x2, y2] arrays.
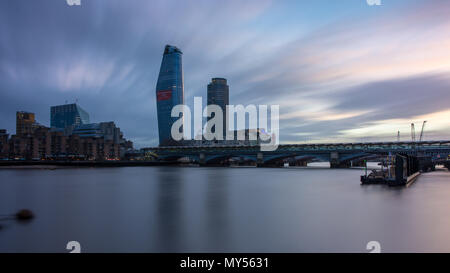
[[289, 160, 307, 167], [330, 161, 351, 168], [330, 152, 351, 168], [257, 162, 284, 168], [199, 153, 206, 166], [418, 157, 435, 172], [256, 152, 264, 167], [351, 160, 366, 167]]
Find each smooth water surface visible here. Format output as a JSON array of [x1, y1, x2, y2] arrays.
[[0, 166, 449, 252]]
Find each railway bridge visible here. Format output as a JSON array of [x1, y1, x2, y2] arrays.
[[143, 140, 450, 168]]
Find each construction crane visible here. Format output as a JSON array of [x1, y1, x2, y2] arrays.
[[419, 121, 427, 142], [411, 123, 416, 142]]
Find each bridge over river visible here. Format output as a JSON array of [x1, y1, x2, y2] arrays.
[[143, 140, 450, 168]]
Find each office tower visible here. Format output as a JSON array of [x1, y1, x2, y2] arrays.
[[50, 103, 90, 129], [155, 45, 184, 146], [207, 78, 229, 138], [16, 111, 36, 136]]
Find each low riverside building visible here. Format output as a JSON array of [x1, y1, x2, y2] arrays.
[[9, 134, 40, 160], [64, 135, 120, 161]]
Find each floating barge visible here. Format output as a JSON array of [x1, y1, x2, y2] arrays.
[[361, 154, 421, 187]]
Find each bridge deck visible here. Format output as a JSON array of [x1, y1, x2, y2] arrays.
[[143, 140, 450, 165]]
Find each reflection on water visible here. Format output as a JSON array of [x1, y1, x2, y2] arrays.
[[154, 167, 183, 252], [0, 166, 449, 252]]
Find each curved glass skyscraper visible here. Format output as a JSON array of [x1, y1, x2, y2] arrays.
[[156, 45, 184, 146]]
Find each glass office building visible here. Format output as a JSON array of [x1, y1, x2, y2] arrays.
[[50, 103, 90, 130], [155, 45, 184, 146]]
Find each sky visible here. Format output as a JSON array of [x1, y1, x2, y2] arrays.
[[1, 0, 450, 147]]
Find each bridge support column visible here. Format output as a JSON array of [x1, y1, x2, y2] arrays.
[[330, 161, 351, 168], [351, 160, 366, 167], [289, 160, 307, 167], [199, 153, 206, 166], [330, 152, 351, 168], [444, 162, 450, 170], [256, 152, 264, 167], [418, 157, 435, 172]]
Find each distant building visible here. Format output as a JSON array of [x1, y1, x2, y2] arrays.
[[99, 122, 122, 144], [0, 129, 9, 159], [9, 134, 39, 160], [49, 130, 66, 157], [33, 126, 51, 158], [72, 122, 122, 143], [72, 123, 103, 139], [155, 45, 184, 146], [10, 115, 51, 160], [16, 111, 36, 136], [5, 110, 131, 161], [65, 134, 119, 161], [50, 103, 90, 130], [207, 78, 229, 138], [71, 121, 127, 160]]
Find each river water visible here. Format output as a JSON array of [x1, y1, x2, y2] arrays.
[[0, 164, 449, 253]]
